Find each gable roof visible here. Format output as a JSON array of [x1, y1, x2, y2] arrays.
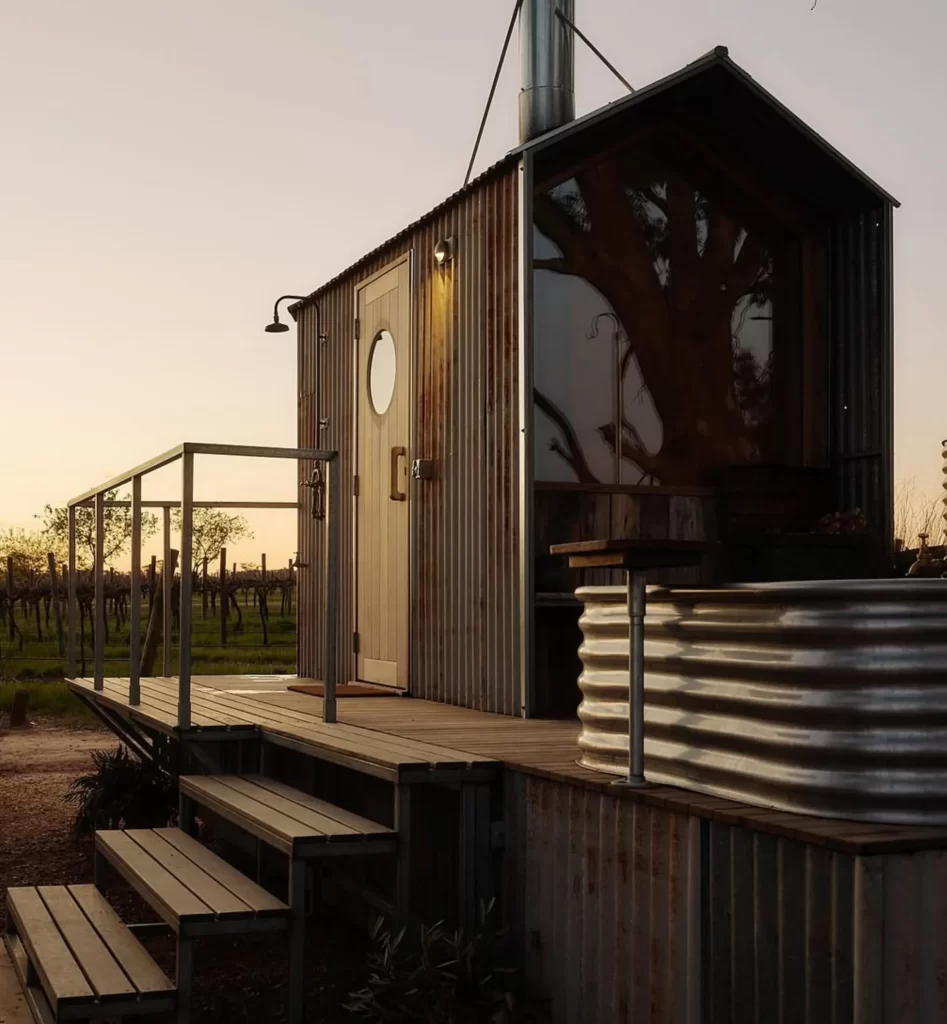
[[515, 44, 898, 208]]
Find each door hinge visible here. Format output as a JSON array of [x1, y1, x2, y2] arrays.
[[352, 631, 360, 654], [354, 317, 360, 341], [353, 474, 359, 496]]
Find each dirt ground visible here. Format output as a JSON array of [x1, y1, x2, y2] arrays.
[[0, 719, 368, 1023]]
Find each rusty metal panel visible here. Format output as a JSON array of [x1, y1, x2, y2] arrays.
[[574, 580, 947, 823], [296, 162, 521, 715], [503, 770, 701, 1024]]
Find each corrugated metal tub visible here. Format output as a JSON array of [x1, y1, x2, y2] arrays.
[[577, 580, 947, 824]]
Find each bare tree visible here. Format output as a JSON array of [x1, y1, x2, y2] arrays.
[[40, 490, 158, 567], [170, 508, 253, 568]]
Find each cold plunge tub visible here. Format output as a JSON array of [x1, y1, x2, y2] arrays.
[[575, 579, 947, 824]]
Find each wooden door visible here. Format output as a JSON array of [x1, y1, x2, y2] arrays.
[[355, 259, 410, 688]]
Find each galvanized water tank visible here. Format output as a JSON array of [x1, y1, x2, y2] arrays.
[[576, 580, 947, 823]]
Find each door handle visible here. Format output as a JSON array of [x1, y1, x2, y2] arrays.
[[390, 446, 407, 501]]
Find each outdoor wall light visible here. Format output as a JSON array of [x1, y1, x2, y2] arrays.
[[434, 237, 454, 266], [264, 294, 308, 334]]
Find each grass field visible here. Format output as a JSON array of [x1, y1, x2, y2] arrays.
[[0, 592, 296, 682]]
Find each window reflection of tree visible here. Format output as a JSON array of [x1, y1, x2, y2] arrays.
[[533, 145, 777, 486]]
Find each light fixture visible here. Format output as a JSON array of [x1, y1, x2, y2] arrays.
[[434, 237, 454, 266], [264, 294, 308, 334]]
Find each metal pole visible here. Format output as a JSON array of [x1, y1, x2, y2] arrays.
[[93, 493, 105, 691], [129, 475, 142, 705], [625, 571, 647, 786], [323, 457, 339, 724], [178, 452, 194, 730], [67, 505, 76, 678], [162, 506, 172, 678]]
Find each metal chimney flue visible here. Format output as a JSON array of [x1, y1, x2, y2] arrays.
[[519, 0, 575, 144]]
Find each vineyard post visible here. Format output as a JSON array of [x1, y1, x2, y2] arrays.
[[5, 555, 14, 643], [129, 474, 142, 706], [162, 506, 172, 678], [67, 505, 76, 678], [219, 547, 228, 647], [48, 553, 65, 657], [259, 553, 269, 647], [148, 556, 156, 613], [94, 492, 105, 690], [201, 557, 208, 619]]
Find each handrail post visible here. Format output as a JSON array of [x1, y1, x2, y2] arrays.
[[178, 452, 194, 730], [162, 506, 172, 678], [67, 505, 76, 678], [323, 456, 339, 724], [93, 492, 105, 690], [129, 476, 142, 705], [626, 571, 647, 786]]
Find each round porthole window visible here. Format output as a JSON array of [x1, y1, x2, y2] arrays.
[[368, 329, 396, 415]]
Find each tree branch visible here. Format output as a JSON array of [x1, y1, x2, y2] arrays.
[[534, 257, 574, 275], [535, 388, 599, 483]]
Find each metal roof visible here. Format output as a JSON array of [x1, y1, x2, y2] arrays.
[[288, 155, 517, 316], [292, 44, 897, 315]]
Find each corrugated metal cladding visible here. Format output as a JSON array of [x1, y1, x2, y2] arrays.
[[503, 771, 702, 1024], [504, 773, 947, 1024], [297, 163, 521, 714], [828, 203, 894, 551]]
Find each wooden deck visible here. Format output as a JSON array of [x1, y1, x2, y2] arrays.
[[69, 675, 947, 855]]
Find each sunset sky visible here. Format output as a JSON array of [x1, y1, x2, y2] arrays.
[[2, 0, 945, 564]]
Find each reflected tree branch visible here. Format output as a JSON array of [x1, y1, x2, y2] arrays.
[[535, 388, 599, 483]]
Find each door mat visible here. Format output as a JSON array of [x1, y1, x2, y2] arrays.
[[287, 683, 399, 698]]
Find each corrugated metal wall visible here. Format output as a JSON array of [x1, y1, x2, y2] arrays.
[[702, 820, 947, 1024], [828, 203, 894, 550], [297, 163, 521, 714], [503, 771, 702, 1024], [504, 772, 947, 1024]]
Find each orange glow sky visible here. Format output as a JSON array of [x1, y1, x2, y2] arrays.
[[2, 0, 945, 563]]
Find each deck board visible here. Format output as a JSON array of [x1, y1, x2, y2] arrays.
[[69, 675, 947, 854]]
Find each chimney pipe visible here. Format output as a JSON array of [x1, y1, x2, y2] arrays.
[[519, 0, 575, 144]]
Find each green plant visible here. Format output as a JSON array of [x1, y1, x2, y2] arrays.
[[66, 745, 176, 837], [345, 901, 549, 1024]]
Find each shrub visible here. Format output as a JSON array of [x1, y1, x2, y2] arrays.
[[345, 900, 549, 1024], [66, 745, 176, 837]]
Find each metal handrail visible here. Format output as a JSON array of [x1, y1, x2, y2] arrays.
[[65, 443, 341, 726]]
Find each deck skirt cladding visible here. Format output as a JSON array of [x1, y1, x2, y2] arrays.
[[297, 164, 520, 714], [504, 771, 947, 1023]]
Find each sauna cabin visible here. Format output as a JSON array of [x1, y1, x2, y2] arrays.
[[291, 44, 896, 720]]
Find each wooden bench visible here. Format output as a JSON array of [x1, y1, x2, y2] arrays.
[[95, 828, 289, 1024], [178, 774, 396, 1024], [3, 885, 175, 1022]]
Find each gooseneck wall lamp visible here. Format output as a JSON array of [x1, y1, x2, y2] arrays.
[[265, 294, 327, 345]]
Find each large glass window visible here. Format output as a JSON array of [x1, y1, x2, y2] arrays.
[[533, 140, 790, 486]]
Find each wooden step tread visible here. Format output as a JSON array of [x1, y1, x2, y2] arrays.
[[180, 775, 398, 858], [4, 885, 174, 1019], [95, 829, 289, 937]]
